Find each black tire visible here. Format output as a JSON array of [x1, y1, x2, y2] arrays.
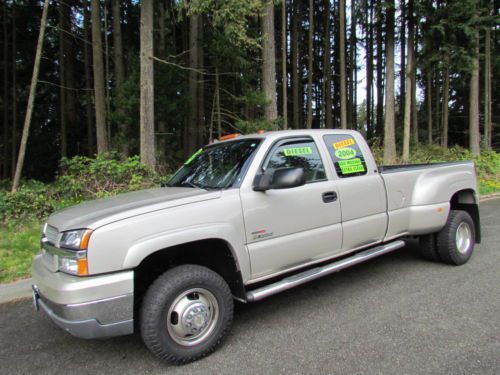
[[140, 264, 234, 365], [436, 210, 475, 265], [418, 233, 441, 262]]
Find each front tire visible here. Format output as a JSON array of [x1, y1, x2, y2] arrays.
[[436, 210, 475, 265], [140, 264, 234, 365]]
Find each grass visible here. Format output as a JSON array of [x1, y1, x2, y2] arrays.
[[479, 179, 500, 195], [0, 221, 41, 283]]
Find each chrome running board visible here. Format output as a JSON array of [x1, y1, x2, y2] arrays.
[[246, 240, 406, 302]]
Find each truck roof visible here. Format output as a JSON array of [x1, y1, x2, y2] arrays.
[[217, 129, 361, 143]]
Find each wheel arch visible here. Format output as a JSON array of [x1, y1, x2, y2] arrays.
[[134, 238, 247, 303], [449, 189, 481, 243]]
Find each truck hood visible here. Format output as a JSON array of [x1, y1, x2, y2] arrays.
[[47, 187, 221, 232]]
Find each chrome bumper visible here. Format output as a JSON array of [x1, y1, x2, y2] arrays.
[[32, 254, 134, 339]]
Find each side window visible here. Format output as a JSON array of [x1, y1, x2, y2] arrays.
[[265, 140, 326, 183], [323, 134, 368, 178]]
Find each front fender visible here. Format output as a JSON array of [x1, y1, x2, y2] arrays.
[[122, 223, 251, 282]]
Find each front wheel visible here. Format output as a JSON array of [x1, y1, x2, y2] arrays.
[[140, 264, 234, 364], [436, 210, 476, 265]]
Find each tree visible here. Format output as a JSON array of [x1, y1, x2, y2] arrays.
[[261, 1, 278, 121], [402, 0, 414, 163], [281, 0, 287, 129], [469, 30, 480, 156], [11, 2, 17, 177], [112, 0, 128, 155], [91, 0, 109, 153], [339, 0, 347, 129], [483, 18, 492, 149], [291, 0, 300, 129], [324, 0, 333, 129], [83, 0, 94, 155], [58, 1, 67, 157], [306, 0, 313, 128], [12, 0, 49, 192], [383, 0, 396, 164], [2, 1, 9, 179], [140, 0, 155, 168]]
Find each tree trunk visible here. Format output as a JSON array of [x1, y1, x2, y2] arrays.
[[348, 0, 356, 129], [58, 1, 67, 157], [112, 0, 128, 156], [84, 0, 94, 155], [383, 0, 396, 164], [366, 3, 373, 138], [376, 0, 383, 137], [3, 1, 9, 179], [324, 0, 333, 129], [262, 1, 278, 121], [11, 2, 17, 178], [441, 66, 449, 148], [400, 0, 405, 118], [306, 0, 313, 128], [140, 0, 155, 168], [197, 15, 204, 146], [426, 69, 432, 144], [103, 2, 111, 142], [291, 0, 300, 129], [402, 0, 414, 163], [215, 66, 221, 139], [91, 0, 109, 153], [339, 0, 347, 129], [484, 25, 491, 149], [187, 12, 199, 154], [12, 0, 49, 192], [157, 1, 166, 161], [469, 34, 480, 156], [411, 25, 418, 145], [281, 0, 287, 129]]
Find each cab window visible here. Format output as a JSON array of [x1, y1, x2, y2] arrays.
[[264, 139, 326, 183], [323, 134, 368, 178]]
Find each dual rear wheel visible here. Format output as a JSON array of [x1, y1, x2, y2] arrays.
[[419, 209, 476, 265]]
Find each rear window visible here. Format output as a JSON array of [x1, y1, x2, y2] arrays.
[[323, 134, 368, 178]]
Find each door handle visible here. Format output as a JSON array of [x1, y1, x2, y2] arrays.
[[322, 191, 338, 203]]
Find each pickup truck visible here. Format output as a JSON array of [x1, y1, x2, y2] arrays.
[[32, 129, 481, 364]]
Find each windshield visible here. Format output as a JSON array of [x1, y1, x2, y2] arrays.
[[167, 139, 261, 190]]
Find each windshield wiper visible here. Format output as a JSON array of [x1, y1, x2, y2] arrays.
[[180, 181, 203, 189]]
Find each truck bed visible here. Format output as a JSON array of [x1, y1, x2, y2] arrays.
[[379, 160, 473, 173]]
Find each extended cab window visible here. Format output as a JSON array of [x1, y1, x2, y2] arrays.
[[264, 140, 326, 183], [323, 134, 368, 178]]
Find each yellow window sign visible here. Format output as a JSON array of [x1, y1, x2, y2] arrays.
[[332, 138, 355, 150], [283, 147, 313, 156]]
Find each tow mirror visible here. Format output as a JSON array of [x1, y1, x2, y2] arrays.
[[253, 167, 305, 191]]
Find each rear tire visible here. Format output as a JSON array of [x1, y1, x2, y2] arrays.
[[140, 264, 234, 365], [418, 233, 441, 262], [436, 210, 475, 265]]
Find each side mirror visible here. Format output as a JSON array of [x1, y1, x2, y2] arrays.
[[253, 167, 306, 191]]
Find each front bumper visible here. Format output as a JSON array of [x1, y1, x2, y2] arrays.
[[32, 254, 134, 339]]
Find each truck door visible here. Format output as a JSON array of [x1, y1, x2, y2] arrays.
[[240, 137, 343, 281], [322, 133, 387, 251]]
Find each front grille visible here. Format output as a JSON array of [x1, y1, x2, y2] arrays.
[[45, 225, 59, 245]]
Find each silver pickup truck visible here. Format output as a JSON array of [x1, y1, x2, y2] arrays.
[[32, 129, 480, 364]]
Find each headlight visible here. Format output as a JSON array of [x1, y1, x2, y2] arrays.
[[59, 229, 92, 250], [58, 250, 88, 276], [57, 229, 92, 276]]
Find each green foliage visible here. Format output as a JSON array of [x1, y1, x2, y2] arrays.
[[0, 155, 167, 224]]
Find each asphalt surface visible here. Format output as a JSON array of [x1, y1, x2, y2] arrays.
[[1, 199, 499, 375]]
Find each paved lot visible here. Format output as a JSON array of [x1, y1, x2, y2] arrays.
[[1, 199, 499, 375]]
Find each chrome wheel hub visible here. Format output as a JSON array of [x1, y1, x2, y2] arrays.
[[167, 288, 218, 346], [456, 222, 472, 254]]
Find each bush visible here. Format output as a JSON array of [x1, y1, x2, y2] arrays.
[[0, 154, 167, 224], [54, 153, 165, 200]]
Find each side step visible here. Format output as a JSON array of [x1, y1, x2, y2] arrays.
[[246, 240, 406, 302]]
